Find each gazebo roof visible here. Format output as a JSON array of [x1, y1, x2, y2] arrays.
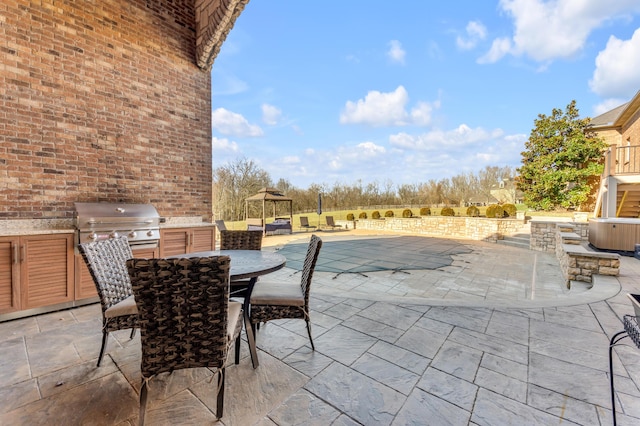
[[245, 187, 292, 202]]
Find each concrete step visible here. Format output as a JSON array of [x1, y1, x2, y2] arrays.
[[497, 234, 530, 249]]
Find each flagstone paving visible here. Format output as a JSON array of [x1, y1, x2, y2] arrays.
[[1, 230, 640, 425]]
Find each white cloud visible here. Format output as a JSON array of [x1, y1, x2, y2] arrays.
[[340, 86, 439, 127], [593, 98, 629, 116], [389, 125, 505, 150], [261, 103, 282, 125], [211, 107, 263, 137], [477, 37, 512, 64], [480, 0, 640, 63], [411, 100, 440, 126], [456, 20, 487, 50], [387, 40, 406, 64], [211, 136, 239, 153], [590, 28, 640, 98]]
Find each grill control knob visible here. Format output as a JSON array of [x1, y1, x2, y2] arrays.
[[89, 232, 98, 242], [147, 230, 154, 237], [128, 231, 137, 239], [109, 231, 119, 239]]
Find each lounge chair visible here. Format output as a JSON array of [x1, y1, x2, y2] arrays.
[[325, 216, 342, 230], [299, 216, 316, 231]]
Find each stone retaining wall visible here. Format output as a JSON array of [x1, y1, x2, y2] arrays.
[[356, 217, 526, 242], [530, 221, 589, 252], [554, 225, 619, 283]]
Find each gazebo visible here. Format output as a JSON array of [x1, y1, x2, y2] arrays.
[[244, 188, 293, 235]]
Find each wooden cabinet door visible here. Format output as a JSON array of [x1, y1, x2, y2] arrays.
[[191, 227, 215, 252], [21, 234, 74, 309], [75, 254, 98, 300], [0, 237, 20, 314], [159, 229, 189, 256]]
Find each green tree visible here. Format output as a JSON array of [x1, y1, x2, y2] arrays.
[[517, 101, 607, 211]]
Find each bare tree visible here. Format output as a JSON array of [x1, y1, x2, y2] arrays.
[[212, 158, 272, 221]]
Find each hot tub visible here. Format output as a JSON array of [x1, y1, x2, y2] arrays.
[[589, 218, 640, 252]]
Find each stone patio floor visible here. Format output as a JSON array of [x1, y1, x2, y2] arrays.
[[1, 229, 640, 425]]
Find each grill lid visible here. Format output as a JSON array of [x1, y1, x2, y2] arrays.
[[74, 202, 160, 229]]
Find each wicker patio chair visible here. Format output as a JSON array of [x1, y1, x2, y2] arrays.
[[248, 234, 322, 350], [299, 216, 316, 232], [78, 236, 138, 367], [220, 230, 263, 297], [128, 256, 242, 424]]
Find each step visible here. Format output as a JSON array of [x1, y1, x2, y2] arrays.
[[497, 235, 530, 249]]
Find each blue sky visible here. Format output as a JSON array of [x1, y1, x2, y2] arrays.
[[210, 0, 640, 188]]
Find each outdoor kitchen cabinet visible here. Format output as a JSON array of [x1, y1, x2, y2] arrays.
[[0, 234, 74, 315], [159, 226, 216, 257]]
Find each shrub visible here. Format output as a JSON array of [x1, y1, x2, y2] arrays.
[[419, 207, 431, 216], [385, 210, 394, 217], [402, 209, 413, 218], [358, 212, 367, 219], [486, 204, 505, 218], [466, 205, 480, 217], [346, 213, 355, 220], [502, 203, 517, 217], [440, 207, 455, 216], [372, 210, 381, 219]]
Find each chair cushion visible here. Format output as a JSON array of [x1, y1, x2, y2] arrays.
[[104, 295, 138, 319], [228, 301, 242, 341], [250, 281, 304, 306]]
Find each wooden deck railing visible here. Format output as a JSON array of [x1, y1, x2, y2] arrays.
[[603, 145, 640, 177]]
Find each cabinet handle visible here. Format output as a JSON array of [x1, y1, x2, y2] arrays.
[[20, 244, 25, 263], [187, 233, 192, 247], [13, 243, 19, 264]]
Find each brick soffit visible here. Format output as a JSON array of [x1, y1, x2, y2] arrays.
[[195, 0, 250, 71]]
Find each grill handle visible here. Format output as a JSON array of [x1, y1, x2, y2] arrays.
[[85, 219, 154, 226]]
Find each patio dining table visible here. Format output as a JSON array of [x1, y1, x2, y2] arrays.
[[171, 249, 287, 368]]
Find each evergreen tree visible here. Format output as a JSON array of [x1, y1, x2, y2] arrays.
[[517, 101, 607, 210]]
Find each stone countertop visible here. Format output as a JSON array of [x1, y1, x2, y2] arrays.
[[0, 217, 214, 236]]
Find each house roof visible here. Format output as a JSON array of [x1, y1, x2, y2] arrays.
[[590, 90, 640, 129], [590, 102, 629, 128]]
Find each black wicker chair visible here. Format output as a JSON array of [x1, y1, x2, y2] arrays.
[[248, 234, 322, 350], [220, 230, 263, 297], [128, 256, 242, 424], [79, 236, 138, 367]]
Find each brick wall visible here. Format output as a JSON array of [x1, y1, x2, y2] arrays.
[[0, 0, 213, 220]]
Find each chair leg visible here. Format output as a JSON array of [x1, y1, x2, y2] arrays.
[[305, 320, 315, 351], [216, 368, 225, 418], [97, 330, 109, 367], [139, 379, 149, 426], [234, 336, 241, 365], [610, 329, 629, 426], [244, 312, 259, 368]]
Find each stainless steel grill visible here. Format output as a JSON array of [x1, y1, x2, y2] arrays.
[[74, 202, 161, 250]]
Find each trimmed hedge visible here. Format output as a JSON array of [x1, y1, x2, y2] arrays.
[[440, 207, 455, 216], [402, 209, 413, 218], [466, 205, 480, 217]]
